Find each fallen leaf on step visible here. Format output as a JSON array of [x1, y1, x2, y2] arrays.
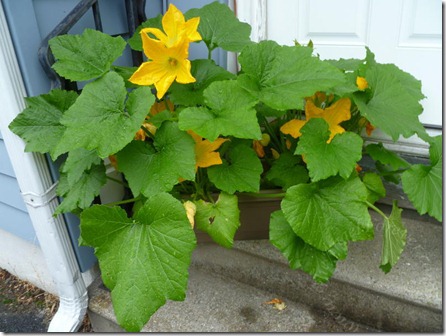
[[264, 298, 286, 311]]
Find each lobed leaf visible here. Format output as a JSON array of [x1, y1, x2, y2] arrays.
[[401, 149, 442, 221], [80, 193, 196, 331], [185, 2, 252, 52], [178, 80, 261, 141], [281, 176, 374, 251], [238, 42, 345, 110], [380, 201, 407, 273], [353, 64, 425, 141], [62, 148, 102, 185], [55, 72, 154, 158], [55, 163, 106, 215], [295, 119, 363, 182], [270, 210, 347, 283], [195, 193, 240, 248], [8, 89, 78, 160], [207, 142, 262, 194], [49, 29, 126, 81], [116, 122, 196, 197]]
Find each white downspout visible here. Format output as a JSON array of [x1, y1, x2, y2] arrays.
[[0, 3, 88, 332]]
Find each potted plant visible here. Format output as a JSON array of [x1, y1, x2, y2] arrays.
[[9, 2, 442, 332]]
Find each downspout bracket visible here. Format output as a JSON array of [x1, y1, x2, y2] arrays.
[[22, 182, 58, 208]]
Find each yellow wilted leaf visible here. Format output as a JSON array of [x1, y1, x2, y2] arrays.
[[183, 201, 196, 228], [264, 298, 287, 311]]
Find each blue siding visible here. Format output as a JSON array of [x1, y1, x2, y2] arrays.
[[0, 132, 36, 244], [0, 136, 16, 177]]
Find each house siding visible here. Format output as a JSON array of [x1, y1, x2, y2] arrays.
[[0, 130, 37, 244]]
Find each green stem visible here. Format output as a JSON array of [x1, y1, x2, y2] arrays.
[[103, 197, 140, 207], [106, 175, 129, 188], [208, 48, 213, 60], [163, 99, 172, 112], [241, 192, 286, 199], [365, 200, 388, 220], [260, 116, 282, 152]]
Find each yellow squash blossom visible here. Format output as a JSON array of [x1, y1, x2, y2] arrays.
[[188, 131, 228, 171], [129, 5, 201, 99], [150, 99, 174, 116], [143, 4, 201, 47], [129, 35, 196, 99], [280, 97, 351, 143], [356, 76, 368, 91]]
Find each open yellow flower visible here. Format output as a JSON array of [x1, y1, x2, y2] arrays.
[[129, 4, 201, 99], [188, 131, 228, 170], [143, 4, 201, 47], [129, 35, 195, 99], [280, 97, 351, 143]]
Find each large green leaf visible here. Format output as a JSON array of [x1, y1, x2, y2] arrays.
[[49, 29, 126, 81], [295, 119, 363, 182], [178, 80, 261, 141], [62, 148, 102, 185], [270, 210, 346, 283], [265, 152, 309, 190], [80, 193, 196, 332], [380, 201, 406, 273], [8, 89, 78, 160], [237, 42, 345, 110], [116, 122, 196, 197], [169, 59, 236, 106], [401, 136, 442, 221], [55, 163, 106, 215], [185, 2, 252, 52], [195, 193, 240, 248], [207, 142, 262, 194], [353, 64, 425, 141], [56, 72, 153, 158], [365, 143, 410, 170], [281, 176, 374, 251]]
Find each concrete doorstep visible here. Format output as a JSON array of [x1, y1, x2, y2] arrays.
[[87, 205, 442, 332]]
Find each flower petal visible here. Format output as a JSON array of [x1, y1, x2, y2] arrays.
[[154, 72, 176, 99], [142, 27, 168, 45], [184, 17, 202, 42], [175, 59, 196, 84], [162, 4, 185, 43], [280, 119, 307, 138], [129, 62, 158, 86], [141, 32, 167, 60]]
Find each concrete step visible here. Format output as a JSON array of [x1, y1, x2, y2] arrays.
[[192, 205, 442, 332], [88, 267, 376, 332], [87, 205, 442, 332]]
